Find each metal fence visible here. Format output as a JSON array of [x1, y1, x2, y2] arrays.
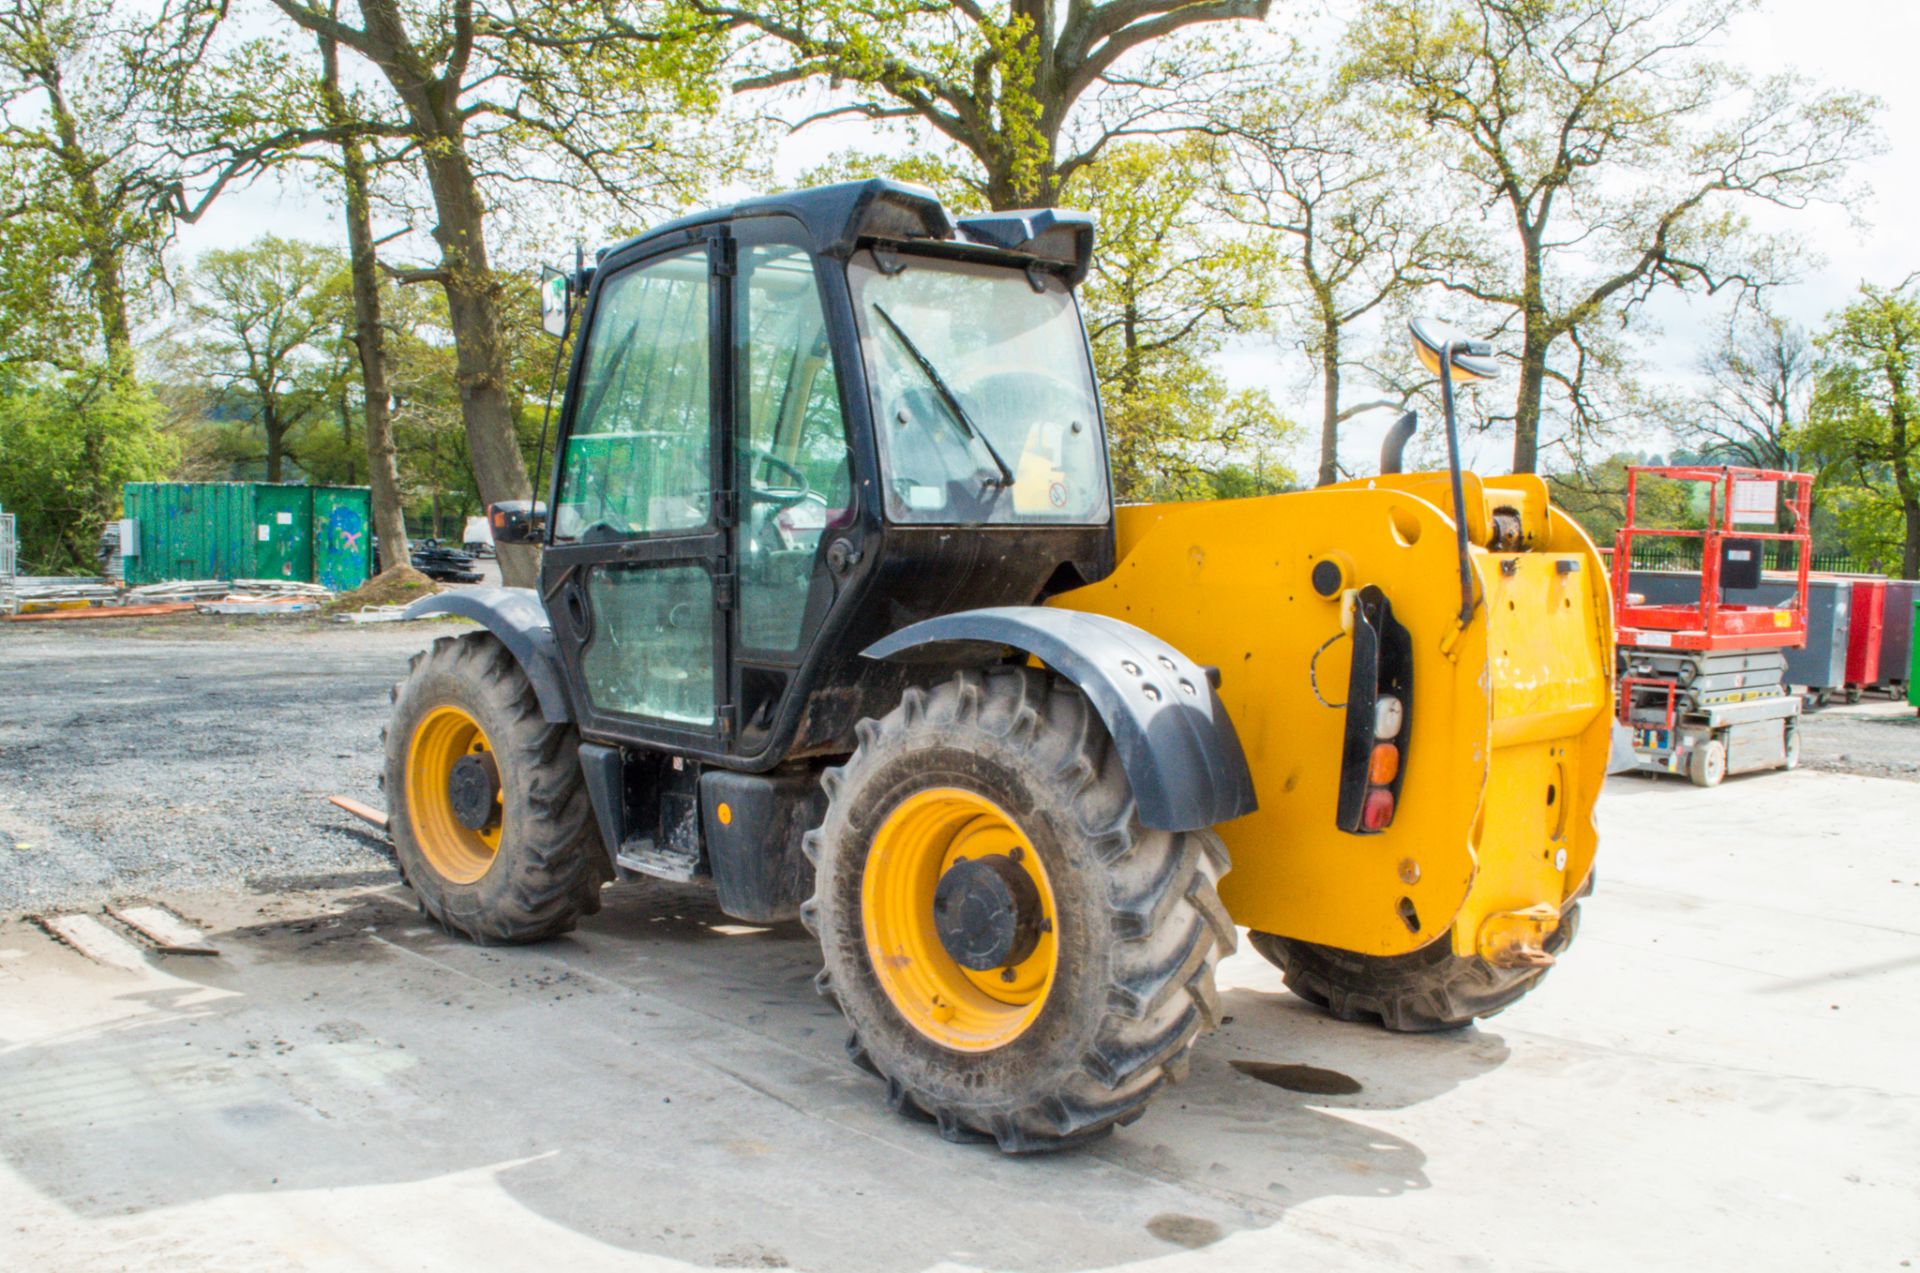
[[1628, 541, 1864, 575], [0, 511, 16, 615]]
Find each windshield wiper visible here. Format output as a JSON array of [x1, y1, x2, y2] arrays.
[[871, 303, 1014, 489]]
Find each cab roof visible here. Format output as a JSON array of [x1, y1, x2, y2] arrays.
[[598, 180, 1097, 284]]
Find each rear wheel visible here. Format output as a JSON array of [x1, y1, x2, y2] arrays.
[[383, 632, 607, 943], [1782, 720, 1802, 771], [1249, 902, 1581, 1032], [804, 667, 1234, 1152]]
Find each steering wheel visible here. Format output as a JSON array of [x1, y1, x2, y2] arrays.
[[746, 447, 812, 509]]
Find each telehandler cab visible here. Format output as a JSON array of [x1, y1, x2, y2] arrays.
[[386, 181, 1614, 1152]]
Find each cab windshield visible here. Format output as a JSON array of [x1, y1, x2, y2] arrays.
[[848, 250, 1108, 524]]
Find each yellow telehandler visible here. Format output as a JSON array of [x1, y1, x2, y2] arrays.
[[381, 181, 1614, 1151]]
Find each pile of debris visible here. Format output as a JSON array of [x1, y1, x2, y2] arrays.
[[123, 579, 324, 603], [3, 577, 333, 621], [2, 577, 123, 616], [135, 579, 331, 615]]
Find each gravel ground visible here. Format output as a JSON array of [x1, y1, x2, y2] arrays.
[[0, 615, 456, 911], [2, 613, 1914, 913], [1794, 695, 1920, 782]]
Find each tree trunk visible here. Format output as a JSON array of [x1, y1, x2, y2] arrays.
[[1317, 317, 1341, 487], [1512, 332, 1548, 474], [1901, 494, 1919, 581], [344, 0, 535, 585], [321, 31, 410, 572], [1507, 227, 1550, 475], [337, 389, 358, 483], [44, 70, 132, 372], [1894, 415, 1918, 580], [265, 408, 285, 482], [416, 137, 536, 585]]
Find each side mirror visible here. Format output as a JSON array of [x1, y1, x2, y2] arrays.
[[539, 265, 570, 339], [1409, 317, 1498, 382], [489, 500, 547, 545]]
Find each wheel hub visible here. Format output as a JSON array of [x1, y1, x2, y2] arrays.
[[448, 752, 500, 831], [933, 853, 1044, 972]]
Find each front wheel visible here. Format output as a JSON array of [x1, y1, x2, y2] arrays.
[[1249, 901, 1582, 1032], [804, 667, 1234, 1152], [383, 632, 607, 943], [1688, 737, 1728, 787]]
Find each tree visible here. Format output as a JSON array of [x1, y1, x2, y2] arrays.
[[1547, 451, 1692, 550], [1347, 0, 1879, 473], [1676, 304, 1813, 471], [318, 23, 410, 569], [1068, 139, 1295, 499], [176, 237, 352, 483], [252, 0, 730, 584], [382, 282, 478, 539], [1802, 282, 1920, 579], [714, 0, 1273, 208], [0, 0, 164, 370], [0, 367, 176, 573], [1220, 85, 1458, 485]]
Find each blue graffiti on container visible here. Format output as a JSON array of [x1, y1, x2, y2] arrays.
[[321, 503, 368, 591]]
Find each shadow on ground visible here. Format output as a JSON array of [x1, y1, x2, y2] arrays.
[[0, 879, 1513, 1271]]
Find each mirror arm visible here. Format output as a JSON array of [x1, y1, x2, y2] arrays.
[[1438, 345, 1478, 629], [529, 284, 575, 536]]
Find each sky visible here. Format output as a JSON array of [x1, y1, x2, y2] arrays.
[[170, 0, 1919, 480]]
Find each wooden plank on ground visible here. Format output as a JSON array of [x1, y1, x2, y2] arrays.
[[3, 603, 196, 623], [106, 904, 219, 956], [38, 914, 151, 971], [328, 795, 389, 831]]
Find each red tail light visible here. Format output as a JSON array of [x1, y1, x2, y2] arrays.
[[1361, 788, 1396, 831]]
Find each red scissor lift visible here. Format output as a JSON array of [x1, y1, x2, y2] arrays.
[[1611, 466, 1815, 786]]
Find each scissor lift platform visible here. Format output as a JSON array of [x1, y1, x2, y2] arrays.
[[1612, 467, 1814, 786]]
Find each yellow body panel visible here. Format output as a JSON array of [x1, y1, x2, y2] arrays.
[[1049, 473, 1612, 958]]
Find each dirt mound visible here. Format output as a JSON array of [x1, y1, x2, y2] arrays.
[[325, 564, 439, 614]]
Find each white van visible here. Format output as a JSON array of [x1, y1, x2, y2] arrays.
[[462, 515, 494, 558]]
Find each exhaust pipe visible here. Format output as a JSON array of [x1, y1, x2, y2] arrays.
[[1380, 411, 1417, 474]]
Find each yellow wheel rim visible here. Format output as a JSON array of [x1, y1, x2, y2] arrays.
[[405, 704, 503, 885], [862, 788, 1059, 1052]]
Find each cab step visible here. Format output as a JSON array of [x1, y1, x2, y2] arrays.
[[615, 837, 702, 883]]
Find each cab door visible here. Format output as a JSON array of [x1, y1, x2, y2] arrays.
[[727, 221, 858, 750], [544, 234, 735, 753]]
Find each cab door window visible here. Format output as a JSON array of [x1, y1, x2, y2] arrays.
[[553, 247, 718, 727], [555, 250, 711, 541], [734, 242, 853, 652]]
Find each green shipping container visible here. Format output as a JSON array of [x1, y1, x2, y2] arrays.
[[1909, 598, 1920, 709], [122, 482, 372, 592]]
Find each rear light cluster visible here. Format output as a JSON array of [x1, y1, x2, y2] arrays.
[[1360, 696, 1404, 830], [1332, 583, 1413, 837]]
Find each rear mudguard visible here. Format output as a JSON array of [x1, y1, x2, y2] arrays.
[[863, 607, 1256, 833], [1049, 475, 1614, 960], [403, 587, 573, 723]]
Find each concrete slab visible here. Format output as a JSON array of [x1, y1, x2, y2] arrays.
[[0, 769, 1915, 1272]]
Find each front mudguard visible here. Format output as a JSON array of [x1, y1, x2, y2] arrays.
[[403, 587, 573, 723], [863, 607, 1256, 833]]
